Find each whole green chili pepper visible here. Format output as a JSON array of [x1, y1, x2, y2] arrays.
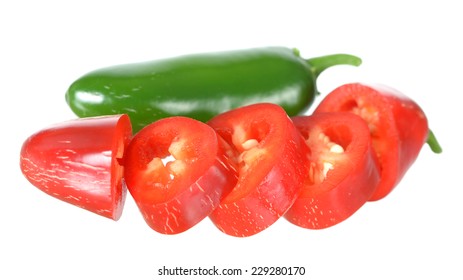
[[65, 47, 361, 132]]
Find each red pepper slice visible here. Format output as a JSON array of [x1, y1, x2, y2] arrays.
[[207, 103, 310, 237], [20, 114, 132, 220], [123, 116, 237, 234], [284, 112, 381, 229], [314, 83, 434, 201]]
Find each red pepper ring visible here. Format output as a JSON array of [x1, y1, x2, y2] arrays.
[[285, 112, 381, 229], [314, 83, 438, 201], [123, 116, 237, 234], [20, 114, 132, 220], [207, 103, 310, 237]]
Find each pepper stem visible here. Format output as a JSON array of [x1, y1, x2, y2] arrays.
[[306, 54, 362, 79], [427, 129, 442, 153]]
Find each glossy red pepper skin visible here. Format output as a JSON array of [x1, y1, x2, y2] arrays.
[[20, 115, 132, 220], [123, 117, 237, 234], [314, 83, 430, 201], [207, 103, 310, 237], [284, 113, 380, 229]]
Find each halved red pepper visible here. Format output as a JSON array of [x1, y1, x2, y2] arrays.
[[207, 103, 310, 237], [20, 114, 132, 220], [284, 112, 380, 229], [314, 83, 441, 201], [123, 116, 237, 234]]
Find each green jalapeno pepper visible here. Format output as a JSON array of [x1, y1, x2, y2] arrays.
[[65, 47, 361, 132]]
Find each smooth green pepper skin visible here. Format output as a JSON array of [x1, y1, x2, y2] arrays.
[[66, 47, 361, 132]]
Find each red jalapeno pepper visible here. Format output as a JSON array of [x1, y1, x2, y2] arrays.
[[314, 83, 442, 201], [20, 115, 132, 220]]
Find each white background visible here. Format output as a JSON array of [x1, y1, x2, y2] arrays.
[[1, 1, 461, 279]]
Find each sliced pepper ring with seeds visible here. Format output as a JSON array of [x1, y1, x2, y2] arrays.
[[123, 116, 237, 234], [285, 112, 381, 229], [208, 103, 310, 237]]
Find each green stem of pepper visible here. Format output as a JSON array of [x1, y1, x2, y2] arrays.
[[427, 129, 442, 153], [306, 54, 363, 80]]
